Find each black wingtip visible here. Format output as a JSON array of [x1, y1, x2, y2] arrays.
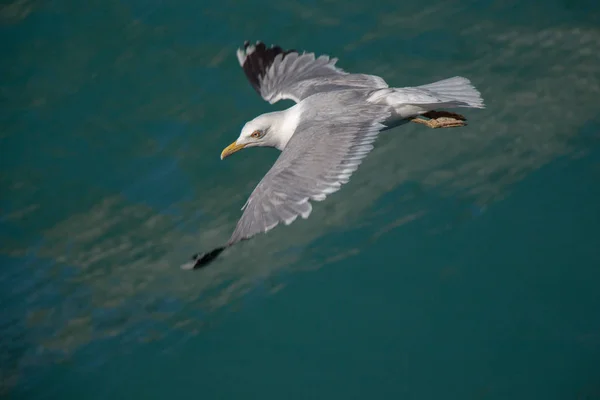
[[238, 40, 297, 95], [180, 246, 226, 270]]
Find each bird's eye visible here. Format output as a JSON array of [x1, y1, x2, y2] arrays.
[[250, 130, 261, 139]]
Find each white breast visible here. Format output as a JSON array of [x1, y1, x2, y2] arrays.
[[274, 103, 303, 150]]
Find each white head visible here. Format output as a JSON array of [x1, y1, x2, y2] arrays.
[[220, 109, 299, 159], [220, 113, 278, 160]]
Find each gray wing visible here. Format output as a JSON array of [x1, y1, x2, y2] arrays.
[[227, 93, 392, 245], [237, 41, 388, 104]]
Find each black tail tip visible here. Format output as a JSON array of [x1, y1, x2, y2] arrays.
[[180, 247, 226, 270]]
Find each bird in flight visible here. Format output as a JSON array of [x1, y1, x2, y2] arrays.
[[181, 40, 485, 270]]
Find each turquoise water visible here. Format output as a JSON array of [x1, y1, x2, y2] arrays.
[[2, 0, 600, 398]]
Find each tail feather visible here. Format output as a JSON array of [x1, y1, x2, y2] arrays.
[[418, 76, 485, 109]]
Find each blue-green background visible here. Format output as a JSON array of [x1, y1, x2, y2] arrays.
[[2, 0, 600, 398]]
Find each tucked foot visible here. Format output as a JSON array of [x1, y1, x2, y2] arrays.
[[422, 110, 467, 121], [410, 116, 467, 129]]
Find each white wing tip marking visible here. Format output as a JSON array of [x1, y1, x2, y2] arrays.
[[311, 193, 326, 201], [265, 221, 278, 232], [283, 215, 298, 225], [236, 44, 257, 66], [300, 201, 312, 219], [321, 185, 340, 195], [236, 48, 245, 66]]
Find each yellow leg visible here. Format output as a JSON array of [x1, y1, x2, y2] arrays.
[[410, 116, 467, 129]]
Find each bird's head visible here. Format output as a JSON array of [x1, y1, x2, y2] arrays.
[[220, 113, 279, 160]]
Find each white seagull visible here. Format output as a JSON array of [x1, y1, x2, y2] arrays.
[[182, 40, 485, 270]]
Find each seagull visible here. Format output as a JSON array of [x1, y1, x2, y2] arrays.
[[181, 40, 485, 270]]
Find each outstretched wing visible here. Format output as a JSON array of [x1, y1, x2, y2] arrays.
[[236, 40, 388, 104], [226, 92, 391, 245]]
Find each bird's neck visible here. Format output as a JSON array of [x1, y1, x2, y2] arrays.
[[271, 104, 302, 151]]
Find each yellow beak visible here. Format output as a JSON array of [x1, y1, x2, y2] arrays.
[[220, 141, 246, 160]]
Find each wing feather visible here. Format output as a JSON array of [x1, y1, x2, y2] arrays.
[[237, 41, 388, 104], [227, 92, 391, 245]]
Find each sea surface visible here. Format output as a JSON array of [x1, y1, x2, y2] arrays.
[[2, 0, 600, 398]]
